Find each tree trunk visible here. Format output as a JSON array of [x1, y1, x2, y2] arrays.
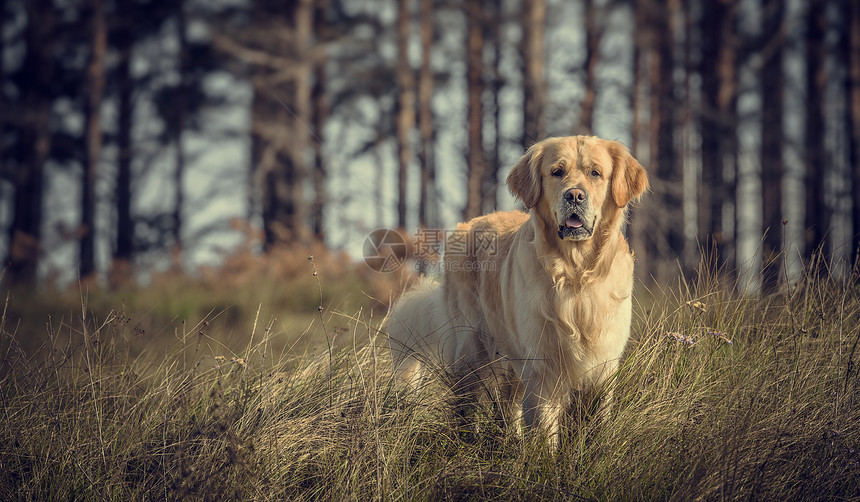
[[845, 0, 860, 266], [628, 0, 648, 281], [464, 0, 485, 220], [172, 0, 188, 258], [698, 0, 720, 262], [760, 0, 786, 292], [113, 0, 135, 285], [292, 0, 313, 243], [698, 0, 737, 270], [311, 0, 328, 241], [0, 0, 5, 184], [252, 97, 295, 248], [482, 0, 502, 215], [521, 0, 546, 148], [80, 0, 107, 281], [804, 0, 828, 265], [395, 0, 415, 229], [646, 0, 681, 274], [719, 2, 739, 274], [374, 118, 387, 227], [418, 0, 436, 228], [249, 88, 272, 245], [576, 0, 600, 135], [679, 0, 697, 273], [7, 0, 55, 285], [244, 0, 313, 248]]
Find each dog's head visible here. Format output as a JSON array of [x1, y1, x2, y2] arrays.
[[506, 136, 648, 242]]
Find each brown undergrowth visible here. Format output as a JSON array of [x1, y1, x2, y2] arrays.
[[0, 256, 858, 500]]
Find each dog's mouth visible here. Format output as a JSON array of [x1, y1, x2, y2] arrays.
[[557, 213, 594, 240], [565, 216, 584, 229]]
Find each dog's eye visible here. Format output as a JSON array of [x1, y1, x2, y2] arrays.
[[591, 170, 601, 178], [551, 168, 564, 177]]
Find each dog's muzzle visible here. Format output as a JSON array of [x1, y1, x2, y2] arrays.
[[557, 214, 594, 240], [557, 189, 594, 240]]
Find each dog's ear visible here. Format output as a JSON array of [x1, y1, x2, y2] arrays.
[[507, 143, 544, 209], [608, 141, 649, 207]]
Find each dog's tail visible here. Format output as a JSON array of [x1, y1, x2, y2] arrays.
[[386, 277, 447, 387]]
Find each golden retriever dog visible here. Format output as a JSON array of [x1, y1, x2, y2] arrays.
[[387, 135, 648, 444]]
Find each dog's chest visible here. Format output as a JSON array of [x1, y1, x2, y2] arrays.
[[555, 283, 618, 341], [557, 277, 632, 360]]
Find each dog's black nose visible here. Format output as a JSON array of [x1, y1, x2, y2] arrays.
[[564, 188, 587, 203]]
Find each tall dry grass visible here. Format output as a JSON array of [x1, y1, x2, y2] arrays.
[[0, 259, 858, 500]]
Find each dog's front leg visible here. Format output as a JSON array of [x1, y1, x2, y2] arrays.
[[521, 374, 562, 446], [521, 376, 541, 429], [590, 361, 619, 424], [498, 373, 523, 434]]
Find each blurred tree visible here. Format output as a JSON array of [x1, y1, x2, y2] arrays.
[[842, 0, 860, 267], [310, 1, 397, 230], [80, 0, 107, 281], [804, 0, 828, 265], [5, 0, 56, 285], [373, 114, 388, 229], [575, 0, 602, 135], [628, 0, 648, 279], [221, 0, 315, 248], [521, 0, 546, 149], [172, 0, 189, 257], [311, 0, 328, 241], [464, 0, 485, 220], [679, 0, 698, 273], [1, 0, 855, 289], [123, 0, 209, 268], [482, 0, 503, 215], [646, 0, 682, 271], [395, 0, 414, 230], [293, 0, 314, 244], [698, 0, 738, 270], [760, 0, 786, 292], [0, 0, 6, 188], [418, 0, 437, 228], [112, 0, 135, 282]]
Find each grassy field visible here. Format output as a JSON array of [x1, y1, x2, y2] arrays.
[[0, 258, 858, 500]]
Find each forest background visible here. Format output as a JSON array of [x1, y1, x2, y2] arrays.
[[2, 0, 859, 322]]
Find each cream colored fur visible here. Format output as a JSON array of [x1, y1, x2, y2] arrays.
[[387, 136, 648, 444]]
